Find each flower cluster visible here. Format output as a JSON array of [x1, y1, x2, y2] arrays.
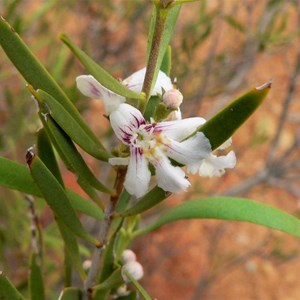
[[77, 68, 236, 198]]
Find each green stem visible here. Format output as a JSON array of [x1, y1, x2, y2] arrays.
[[142, 6, 168, 108]]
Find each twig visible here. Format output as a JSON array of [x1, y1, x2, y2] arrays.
[[83, 167, 126, 299]]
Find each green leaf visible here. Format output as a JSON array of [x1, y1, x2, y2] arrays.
[[0, 156, 40, 196], [39, 113, 112, 195], [0, 17, 101, 148], [160, 45, 172, 75], [29, 253, 45, 300], [143, 96, 160, 122], [57, 220, 87, 280], [133, 197, 300, 238], [58, 287, 82, 300], [119, 187, 170, 217], [26, 152, 101, 246], [33, 89, 110, 161], [66, 190, 103, 220], [0, 157, 103, 220], [60, 34, 141, 100], [37, 127, 64, 185], [115, 291, 138, 300], [92, 268, 123, 293], [124, 271, 152, 300], [199, 81, 272, 150], [0, 272, 25, 300]]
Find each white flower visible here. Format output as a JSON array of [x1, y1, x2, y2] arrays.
[[109, 103, 210, 198], [76, 67, 173, 114], [187, 138, 236, 177], [122, 261, 144, 283]]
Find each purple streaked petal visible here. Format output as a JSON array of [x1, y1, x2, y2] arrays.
[[124, 147, 151, 198], [154, 117, 206, 141], [110, 103, 146, 143], [76, 75, 103, 98], [76, 75, 125, 114]]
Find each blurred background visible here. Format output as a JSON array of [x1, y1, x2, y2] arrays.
[[1, 0, 300, 299]]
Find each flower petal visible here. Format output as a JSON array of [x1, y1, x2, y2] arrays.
[[76, 75, 125, 114], [152, 149, 190, 193], [163, 108, 182, 121], [76, 75, 103, 98], [195, 150, 236, 177], [153, 70, 173, 95], [110, 103, 146, 144], [155, 117, 206, 141], [165, 132, 212, 165], [122, 67, 173, 95], [124, 147, 151, 198]]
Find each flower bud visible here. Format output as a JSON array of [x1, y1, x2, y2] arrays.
[[115, 284, 130, 297], [122, 249, 137, 263], [162, 89, 183, 110], [82, 259, 92, 271], [122, 261, 144, 283]]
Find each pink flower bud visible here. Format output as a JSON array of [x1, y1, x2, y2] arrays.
[[122, 249, 137, 263], [122, 261, 144, 283], [163, 89, 183, 109]]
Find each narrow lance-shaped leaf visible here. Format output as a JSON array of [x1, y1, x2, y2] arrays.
[[58, 287, 82, 300], [0, 272, 25, 300], [133, 197, 300, 238], [0, 17, 103, 149], [0, 156, 41, 196], [199, 81, 272, 150], [37, 128, 63, 185], [38, 112, 112, 196], [26, 150, 101, 247], [0, 157, 103, 220], [29, 253, 45, 300], [92, 268, 123, 292], [57, 220, 87, 281], [160, 45, 172, 76], [31, 87, 110, 161], [60, 34, 141, 100], [118, 187, 170, 217], [37, 131, 86, 282]]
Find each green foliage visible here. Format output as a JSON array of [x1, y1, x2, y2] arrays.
[[33, 89, 110, 161], [133, 197, 300, 238], [60, 34, 141, 101], [29, 253, 45, 300], [0, 1, 299, 299], [0, 273, 25, 300], [27, 153, 100, 246], [0, 157, 103, 220], [58, 287, 82, 300], [199, 82, 271, 150]]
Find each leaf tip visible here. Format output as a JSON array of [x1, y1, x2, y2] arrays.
[[256, 79, 272, 91]]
